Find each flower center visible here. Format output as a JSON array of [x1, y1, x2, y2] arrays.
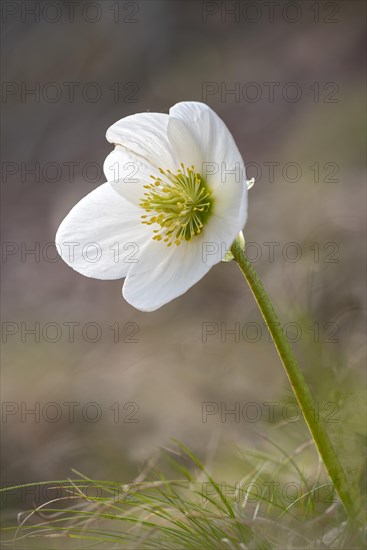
[[140, 164, 213, 247]]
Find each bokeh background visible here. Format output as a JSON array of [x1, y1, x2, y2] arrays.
[[1, 0, 366, 515]]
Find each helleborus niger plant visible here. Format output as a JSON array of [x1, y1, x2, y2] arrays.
[[55, 101, 358, 521], [56, 101, 248, 311]]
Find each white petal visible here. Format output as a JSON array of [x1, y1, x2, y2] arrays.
[[170, 101, 248, 244], [104, 146, 160, 206], [55, 183, 150, 280], [169, 101, 246, 187], [201, 210, 245, 266], [122, 239, 212, 311], [211, 171, 248, 234], [106, 112, 176, 171], [167, 117, 203, 172], [194, 172, 247, 269]]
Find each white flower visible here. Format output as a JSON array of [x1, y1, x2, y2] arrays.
[[55, 102, 248, 311]]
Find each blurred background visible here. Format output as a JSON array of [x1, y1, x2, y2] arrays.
[[1, 0, 366, 510]]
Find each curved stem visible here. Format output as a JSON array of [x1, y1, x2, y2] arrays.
[[230, 237, 357, 520]]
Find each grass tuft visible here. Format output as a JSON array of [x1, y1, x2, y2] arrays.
[[1, 440, 365, 549]]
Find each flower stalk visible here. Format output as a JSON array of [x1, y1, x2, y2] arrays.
[[230, 236, 357, 520]]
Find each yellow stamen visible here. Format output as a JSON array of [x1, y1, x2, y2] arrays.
[[140, 165, 214, 247]]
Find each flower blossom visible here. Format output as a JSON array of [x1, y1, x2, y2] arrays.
[[56, 102, 248, 311]]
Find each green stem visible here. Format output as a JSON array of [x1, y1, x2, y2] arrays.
[[230, 237, 356, 520]]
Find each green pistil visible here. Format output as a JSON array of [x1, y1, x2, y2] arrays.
[[140, 164, 214, 247]]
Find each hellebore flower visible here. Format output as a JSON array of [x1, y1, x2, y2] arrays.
[[56, 102, 248, 311]]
